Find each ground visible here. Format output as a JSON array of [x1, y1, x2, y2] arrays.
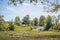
[[0, 31, 60, 40], [0, 26, 60, 40]]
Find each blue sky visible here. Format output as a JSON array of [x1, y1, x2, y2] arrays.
[[0, 0, 60, 21]]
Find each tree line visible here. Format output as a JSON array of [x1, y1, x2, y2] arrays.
[[0, 14, 60, 31]]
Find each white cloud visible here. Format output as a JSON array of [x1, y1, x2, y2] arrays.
[[5, 4, 58, 21], [6, 6, 21, 14], [7, 7, 16, 12], [22, 3, 30, 6]]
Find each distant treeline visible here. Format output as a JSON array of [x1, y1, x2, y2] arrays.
[[0, 15, 60, 31]]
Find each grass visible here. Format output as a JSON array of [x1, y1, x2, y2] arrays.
[[0, 25, 60, 40], [14, 25, 38, 31], [14, 26, 31, 31], [0, 31, 60, 40]]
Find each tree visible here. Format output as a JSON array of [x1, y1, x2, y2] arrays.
[[9, 21, 14, 31], [58, 14, 60, 22], [22, 15, 30, 26], [0, 15, 5, 31], [51, 15, 60, 31], [15, 16, 21, 26], [53, 15, 60, 25], [45, 15, 52, 31], [9, 0, 60, 13], [0, 15, 5, 24], [53, 23, 60, 31], [30, 20, 34, 26], [52, 16, 56, 25], [39, 15, 45, 26], [33, 17, 38, 26]]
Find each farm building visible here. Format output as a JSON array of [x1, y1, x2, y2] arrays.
[[37, 26, 45, 31]]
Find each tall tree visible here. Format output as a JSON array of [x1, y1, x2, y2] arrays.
[[39, 15, 45, 26], [33, 17, 38, 26], [30, 20, 34, 26], [52, 15, 60, 31], [9, 20, 14, 31], [45, 15, 52, 31], [15, 16, 21, 26], [53, 23, 60, 31], [22, 15, 30, 26], [52, 16, 56, 25], [0, 15, 5, 31], [58, 14, 60, 22]]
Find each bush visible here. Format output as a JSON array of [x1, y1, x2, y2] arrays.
[[9, 22, 14, 31]]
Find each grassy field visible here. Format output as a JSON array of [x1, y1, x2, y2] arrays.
[[0, 26, 60, 40], [0, 31, 60, 40], [14, 26, 37, 31]]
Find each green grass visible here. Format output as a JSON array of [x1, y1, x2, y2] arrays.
[[0, 25, 60, 40], [14, 25, 38, 31], [0, 31, 60, 40], [14, 26, 31, 31]]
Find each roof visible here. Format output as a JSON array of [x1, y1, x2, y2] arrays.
[[38, 26, 45, 29]]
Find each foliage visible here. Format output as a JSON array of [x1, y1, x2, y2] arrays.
[[39, 15, 45, 26], [9, 0, 60, 13], [58, 14, 60, 22], [29, 20, 34, 26], [52, 23, 60, 31], [15, 16, 21, 26], [0, 15, 60, 31], [45, 15, 52, 31], [22, 15, 30, 26], [9, 21, 14, 31], [55, 23, 60, 31], [0, 16, 5, 31], [33, 17, 38, 26]]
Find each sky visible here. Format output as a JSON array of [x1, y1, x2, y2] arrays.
[[0, 0, 60, 21]]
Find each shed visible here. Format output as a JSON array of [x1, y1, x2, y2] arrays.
[[37, 26, 45, 31]]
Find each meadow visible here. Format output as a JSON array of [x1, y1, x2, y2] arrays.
[[0, 0, 60, 40], [0, 30, 60, 40]]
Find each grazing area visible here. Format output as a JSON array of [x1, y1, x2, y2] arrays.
[[0, 31, 60, 40], [0, 0, 60, 40]]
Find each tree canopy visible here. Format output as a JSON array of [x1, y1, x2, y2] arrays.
[[33, 17, 38, 26], [22, 15, 30, 25], [9, 0, 60, 13], [39, 15, 45, 26], [15, 16, 21, 26], [45, 15, 52, 30]]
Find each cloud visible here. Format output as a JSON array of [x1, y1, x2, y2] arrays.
[[22, 3, 30, 6], [6, 6, 20, 14], [6, 4, 58, 20]]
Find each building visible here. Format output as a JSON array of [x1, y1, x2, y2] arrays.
[[37, 26, 45, 31]]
